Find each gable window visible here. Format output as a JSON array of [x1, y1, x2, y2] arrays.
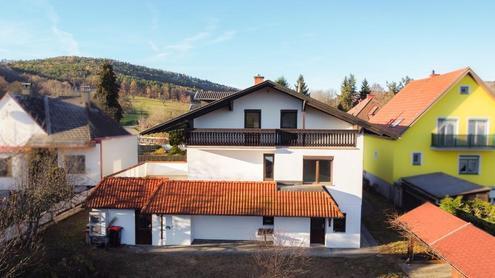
[[280, 110, 297, 129], [262, 216, 274, 226], [459, 155, 480, 175], [460, 86, 470, 95], [332, 213, 346, 233], [244, 110, 261, 128], [412, 152, 422, 166], [0, 157, 12, 177], [303, 157, 332, 184], [263, 154, 274, 181], [468, 119, 488, 146], [65, 155, 86, 174]]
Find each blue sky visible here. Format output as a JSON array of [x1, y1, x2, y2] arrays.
[[1, 0, 494, 90]]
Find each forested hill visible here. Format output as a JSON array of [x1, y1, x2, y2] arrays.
[[6, 56, 237, 93]]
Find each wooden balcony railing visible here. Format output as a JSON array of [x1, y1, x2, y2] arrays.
[[431, 134, 495, 148], [185, 129, 358, 147]]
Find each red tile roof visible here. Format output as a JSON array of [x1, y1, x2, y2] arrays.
[[86, 178, 343, 218], [398, 203, 495, 278], [348, 95, 374, 117], [85, 177, 164, 209], [370, 68, 470, 136]]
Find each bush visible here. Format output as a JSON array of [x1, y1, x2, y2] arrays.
[[439, 196, 463, 215]]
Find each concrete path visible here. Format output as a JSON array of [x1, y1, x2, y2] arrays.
[[124, 241, 381, 258]]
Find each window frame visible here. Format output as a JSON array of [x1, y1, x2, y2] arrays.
[[302, 156, 333, 185], [332, 213, 346, 233], [458, 155, 480, 175], [460, 85, 470, 95], [411, 152, 422, 166], [244, 109, 261, 129], [64, 155, 86, 174], [262, 216, 274, 226], [0, 157, 12, 177], [280, 110, 298, 129], [263, 153, 275, 181]]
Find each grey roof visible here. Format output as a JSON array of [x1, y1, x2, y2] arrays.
[[402, 172, 490, 199], [193, 91, 236, 101], [10, 93, 130, 147]]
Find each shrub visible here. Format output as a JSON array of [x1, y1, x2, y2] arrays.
[[439, 196, 463, 215]]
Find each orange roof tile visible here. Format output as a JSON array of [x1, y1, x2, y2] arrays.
[[142, 180, 343, 218], [86, 178, 343, 218], [85, 177, 165, 209], [370, 68, 470, 136], [398, 203, 495, 278], [348, 95, 374, 116]]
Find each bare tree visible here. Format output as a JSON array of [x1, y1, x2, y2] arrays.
[[252, 236, 311, 278], [0, 148, 74, 277]]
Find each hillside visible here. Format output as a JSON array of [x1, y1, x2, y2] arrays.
[[5, 56, 236, 94]]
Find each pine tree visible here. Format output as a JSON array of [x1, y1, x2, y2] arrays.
[[93, 63, 123, 122], [338, 74, 358, 111], [294, 74, 310, 95], [275, 76, 290, 88], [359, 78, 371, 100]]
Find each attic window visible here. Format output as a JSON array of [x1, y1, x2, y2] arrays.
[[460, 86, 470, 95], [390, 117, 404, 128]]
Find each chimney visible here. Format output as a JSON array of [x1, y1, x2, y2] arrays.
[[254, 74, 264, 85], [430, 70, 439, 77], [21, 82, 32, 95]]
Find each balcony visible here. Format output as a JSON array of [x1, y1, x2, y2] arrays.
[[431, 134, 495, 149], [185, 129, 358, 147]]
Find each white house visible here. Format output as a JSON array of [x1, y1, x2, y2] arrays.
[[0, 91, 138, 191], [86, 77, 392, 248]]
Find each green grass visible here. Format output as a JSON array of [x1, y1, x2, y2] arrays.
[[121, 96, 189, 126], [34, 210, 405, 277]]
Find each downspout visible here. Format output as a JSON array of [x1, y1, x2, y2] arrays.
[[160, 215, 164, 245], [99, 141, 103, 180]]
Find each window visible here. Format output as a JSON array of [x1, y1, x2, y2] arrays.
[[460, 86, 470, 95], [262, 216, 274, 225], [65, 155, 86, 174], [244, 110, 261, 128], [332, 213, 346, 233], [303, 157, 332, 184], [459, 155, 480, 175], [468, 119, 488, 146], [88, 211, 106, 236], [437, 118, 457, 146], [0, 157, 12, 177], [373, 150, 379, 160], [280, 110, 297, 129], [263, 154, 274, 181], [412, 152, 422, 166]]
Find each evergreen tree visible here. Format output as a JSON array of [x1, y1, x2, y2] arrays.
[[338, 74, 359, 111], [94, 63, 123, 122], [294, 74, 310, 95], [275, 76, 290, 88], [359, 78, 371, 100]]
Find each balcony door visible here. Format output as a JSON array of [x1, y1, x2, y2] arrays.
[[303, 157, 332, 184], [437, 118, 457, 146], [468, 119, 488, 146]]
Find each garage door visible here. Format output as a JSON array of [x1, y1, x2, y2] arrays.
[[192, 215, 262, 241]]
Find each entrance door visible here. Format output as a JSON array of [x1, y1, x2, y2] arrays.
[[437, 118, 457, 146], [310, 218, 325, 244], [135, 211, 152, 245], [468, 119, 488, 146]]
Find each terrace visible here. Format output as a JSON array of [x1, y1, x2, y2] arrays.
[[431, 134, 495, 149]]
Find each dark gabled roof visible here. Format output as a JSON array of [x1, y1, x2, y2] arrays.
[[402, 172, 490, 199], [7, 93, 130, 146], [141, 80, 396, 137], [194, 91, 236, 101]]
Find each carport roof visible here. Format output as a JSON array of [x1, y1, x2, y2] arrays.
[[401, 172, 490, 199]]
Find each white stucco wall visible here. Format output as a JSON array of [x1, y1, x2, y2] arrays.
[[304, 107, 353, 129], [58, 146, 101, 186], [0, 94, 46, 147], [92, 209, 135, 245], [274, 217, 310, 247], [152, 215, 192, 246], [192, 215, 263, 240], [101, 135, 138, 177], [146, 162, 188, 177]]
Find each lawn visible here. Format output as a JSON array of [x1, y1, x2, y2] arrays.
[[120, 96, 189, 126], [34, 210, 406, 277]]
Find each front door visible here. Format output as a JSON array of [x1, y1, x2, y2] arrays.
[[310, 218, 325, 244], [135, 211, 152, 245]]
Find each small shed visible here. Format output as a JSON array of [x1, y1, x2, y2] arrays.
[[401, 172, 490, 210]]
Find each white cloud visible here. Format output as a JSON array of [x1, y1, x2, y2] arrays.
[[45, 1, 80, 55]]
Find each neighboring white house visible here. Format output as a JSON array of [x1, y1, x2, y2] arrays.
[[86, 77, 392, 248], [0, 92, 138, 191]]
